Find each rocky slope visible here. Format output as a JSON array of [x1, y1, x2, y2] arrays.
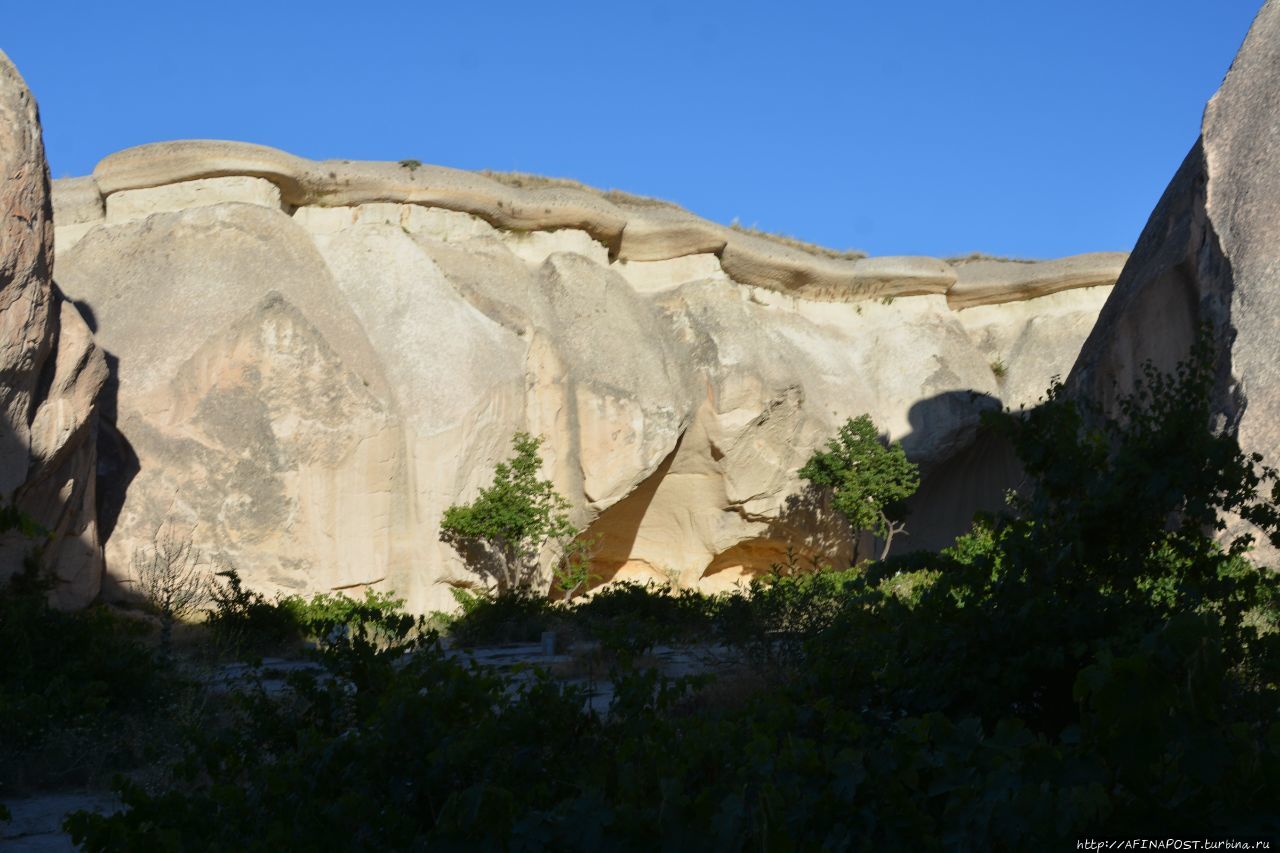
[[41, 139, 1124, 611], [1068, 0, 1280, 560], [0, 50, 107, 608]]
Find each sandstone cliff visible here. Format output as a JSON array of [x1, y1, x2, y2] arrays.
[[1068, 0, 1280, 558], [48, 141, 1123, 611], [0, 50, 107, 607]]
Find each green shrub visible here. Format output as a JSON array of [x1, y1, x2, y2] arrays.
[[445, 586, 558, 646], [571, 581, 719, 662], [874, 567, 940, 605], [552, 534, 599, 601], [573, 581, 714, 634], [440, 432, 577, 594], [0, 565, 182, 793], [204, 569, 304, 659], [288, 588, 420, 657], [0, 575, 165, 750], [205, 571, 418, 659], [282, 587, 408, 641]]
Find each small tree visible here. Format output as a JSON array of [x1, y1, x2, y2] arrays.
[[552, 535, 600, 602], [132, 528, 206, 650], [799, 415, 920, 561], [440, 433, 577, 595]]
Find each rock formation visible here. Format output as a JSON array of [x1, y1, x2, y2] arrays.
[[43, 137, 1124, 612], [0, 50, 107, 607], [1067, 0, 1280, 556]]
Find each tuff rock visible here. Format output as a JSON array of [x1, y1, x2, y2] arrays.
[[1068, 0, 1280, 560], [46, 140, 1125, 611], [0, 50, 107, 607]]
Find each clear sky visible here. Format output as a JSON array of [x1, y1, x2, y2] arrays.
[[3, 1, 1263, 259]]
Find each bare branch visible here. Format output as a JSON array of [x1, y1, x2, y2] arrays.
[[131, 526, 207, 647]]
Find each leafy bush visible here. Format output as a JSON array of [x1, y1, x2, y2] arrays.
[[68, 638, 601, 851], [0, 566, 182, 794], [444, 580, 726, 653], [574, 581, 714, 633], [445, 586, 559, 646], [205, 570, 418, 659], [571, 581, 721, 662], [309, 598, 421, 661], [203, 569, 305, 659], [281, 587, 410, 645], [0, 572, 165, 750], [551, 534, 599, 601]]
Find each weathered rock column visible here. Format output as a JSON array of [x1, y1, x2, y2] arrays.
[[0, 50, 107, 606]]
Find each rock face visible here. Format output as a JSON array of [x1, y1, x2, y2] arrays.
[[48, 139, 1125, 612], [0, 51, 107, 607], [1068, 0, 1280, 554]]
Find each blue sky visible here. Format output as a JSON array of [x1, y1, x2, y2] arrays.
[[4, 1, 1262, 259]]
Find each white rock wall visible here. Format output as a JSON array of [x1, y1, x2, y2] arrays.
[[50, 143, 1125, 611]]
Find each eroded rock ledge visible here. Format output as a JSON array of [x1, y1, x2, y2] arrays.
[[55, 140, 1124, 309]]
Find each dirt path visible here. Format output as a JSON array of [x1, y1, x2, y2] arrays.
[[1, 792, 117, 852]]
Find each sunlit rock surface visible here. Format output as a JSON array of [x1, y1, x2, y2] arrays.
[[52, 141, 1123, 611]]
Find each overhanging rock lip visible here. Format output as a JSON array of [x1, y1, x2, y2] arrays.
[[87, 139, 1125, 308]]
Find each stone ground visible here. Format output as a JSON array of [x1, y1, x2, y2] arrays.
[[446, 638, 742, 714]]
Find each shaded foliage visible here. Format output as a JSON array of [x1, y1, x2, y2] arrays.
[[0, 564, 180, 798], [56, 343, 1280, 847], [444, 586, 559, 646], [0, 567, 167, 751], [205, 568, 415, 660], [204, 568, 305, 659]]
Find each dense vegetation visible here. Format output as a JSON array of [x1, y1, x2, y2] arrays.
[[2, 344, 1278, 848], [0, 565, 179, 794]]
